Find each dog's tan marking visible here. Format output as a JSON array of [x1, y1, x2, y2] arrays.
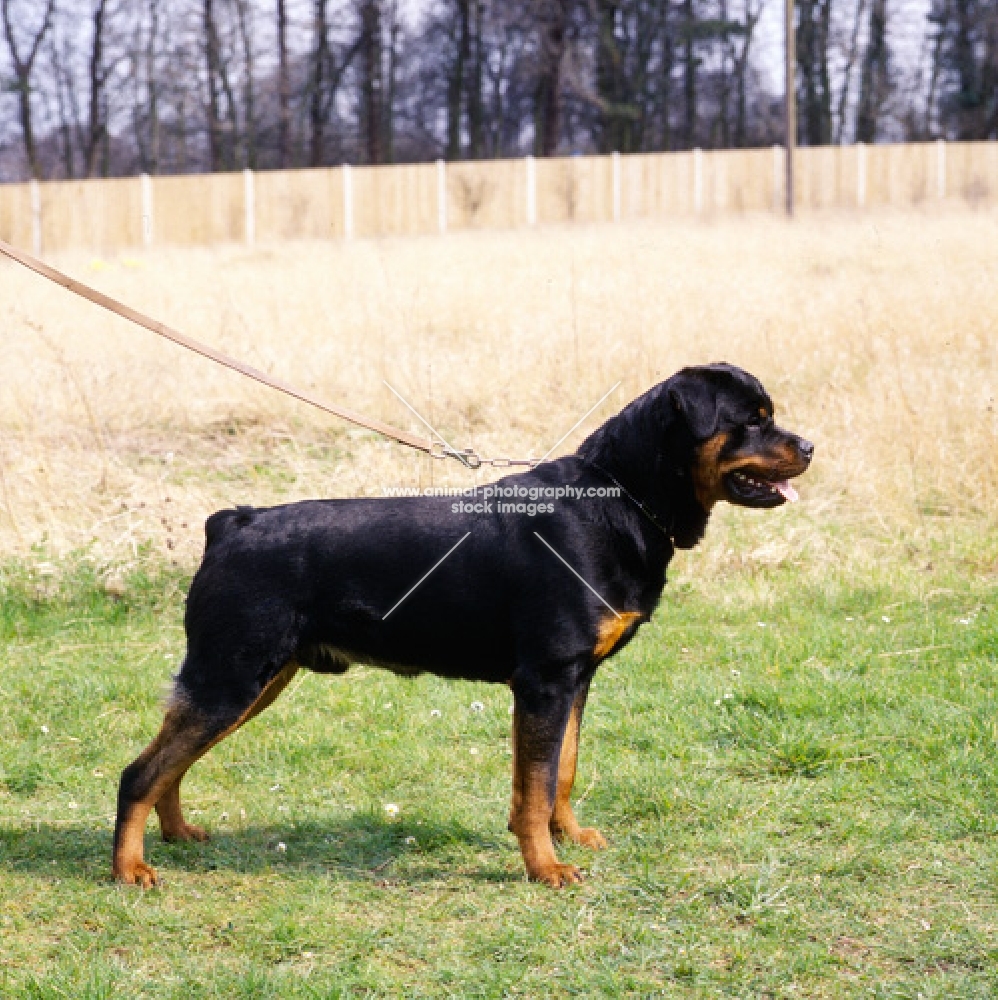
[[550, 689, 607, 850], [115, 662, 299, 887], [594, 611, 642, 660], [692, 432, 731, 509]]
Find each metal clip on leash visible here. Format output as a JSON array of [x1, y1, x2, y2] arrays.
[[429, 443, 538, 470]]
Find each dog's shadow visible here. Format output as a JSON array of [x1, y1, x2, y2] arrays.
[[0, 813, 518, 885]]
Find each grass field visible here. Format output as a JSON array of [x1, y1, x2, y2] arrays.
[[1, 211, 997, 996]]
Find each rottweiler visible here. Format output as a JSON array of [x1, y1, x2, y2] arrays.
[[113, 363, 812, 888]]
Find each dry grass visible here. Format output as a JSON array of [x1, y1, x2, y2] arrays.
[[1, 210, 996, 577]]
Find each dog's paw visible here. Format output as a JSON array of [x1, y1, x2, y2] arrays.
[[573, 827, 608, 850], [551, 822, 608, 850], [114, 859, 159, 888], [530, 862, 584, 888], [163, 822, 210, 843]]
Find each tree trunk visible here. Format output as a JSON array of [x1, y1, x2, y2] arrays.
[[360, 0, 383, 164], [535, 0, 568, 156], [835, 0, 866, 143], [277, 0, 290, 166], [856, 0, 888, 142], [235, 0, 256, 168], [683, 0, 696, 147], [204, 0, 222, 171], [468, 0, 485, 158], [447, 0, 470, 159], [733, 1, 760, 147], [84, 0, 108, 176], [51, 38, 76, 177], [310, 0, 329, 166], [596, 0, 621, 154]]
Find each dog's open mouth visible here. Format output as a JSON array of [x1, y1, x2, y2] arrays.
[[724, 469, 800, 508]]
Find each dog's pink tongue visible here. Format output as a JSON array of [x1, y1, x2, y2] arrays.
[[773, 480, 799, 503]]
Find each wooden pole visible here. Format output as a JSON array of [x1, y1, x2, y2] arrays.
[[785, 0, 796, 217]]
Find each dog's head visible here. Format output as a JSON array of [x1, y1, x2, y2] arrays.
[[666, 364, 813, 511]]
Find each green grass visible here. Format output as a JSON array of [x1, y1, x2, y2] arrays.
[[1, 556, 997, 997]]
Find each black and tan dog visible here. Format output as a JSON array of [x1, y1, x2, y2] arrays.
[[113, 363, 812, 888]]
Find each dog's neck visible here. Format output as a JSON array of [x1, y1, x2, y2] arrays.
[[576, 388, 710, 550]]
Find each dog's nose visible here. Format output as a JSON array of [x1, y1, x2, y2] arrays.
[[798, 438, 814, 461]]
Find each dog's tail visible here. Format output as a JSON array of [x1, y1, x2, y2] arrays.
[[204, 506, 255, 550]]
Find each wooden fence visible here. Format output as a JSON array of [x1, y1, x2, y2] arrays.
[[1, 142, 996, 254]]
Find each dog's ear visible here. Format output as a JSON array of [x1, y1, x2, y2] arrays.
[[667, 374, 719, 441]]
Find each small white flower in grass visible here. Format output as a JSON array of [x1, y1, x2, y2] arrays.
[[757, 622, 766, 628], [714, 699, 722, 706], [384, 803, 400, 818], [40, 725, 49, 734], [68, 802, 78, 809], [430, 709, 442, 718], [730, 669, 740, 677], [270, 784, 281, 792], [845, 616, 854, 622], [470, 748, 479, 755], [220, 812, 229, 821], [470, 701, 484, 713], [405, 836, 416, 846], [240, 808, 247, 821], [383, 703, 392, 709], [92, 769, 104, 778], [882, 616, 891, 623], [723, 693, 733, 700], [959, 618, 971, 625], [276, 842, 287, 853], [278, 805, 288, 812], [920, 919, 931, 931], [681, 647, 690, 654]]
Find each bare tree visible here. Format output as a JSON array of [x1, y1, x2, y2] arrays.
[[234, 0, 257, 167], [797, 0, 833, 145], [358, 0, 383, 163], [534, 0, 570, 155], [277, 0, 290, 165], [856, 0, 889, 141], [1, 0, 56, 177], [83, 0, 112, 176]]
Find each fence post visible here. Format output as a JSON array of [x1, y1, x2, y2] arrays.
[[342, 164, 354, 239], [693, 147, 703, 214], [525, 155, 537, 226], [243, 169, 255, 246], [140, 173, 154, 247], [611, 150, 621, 222], [856, 142, 866, 209], [936, 139, 946, 200], [30, 179, 41, 255], [436, 159, 447, 234]]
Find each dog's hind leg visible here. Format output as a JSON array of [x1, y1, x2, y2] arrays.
[[549, 681, 608, 850], [153, 663, 299, 844], [114, 662, 299, 887]]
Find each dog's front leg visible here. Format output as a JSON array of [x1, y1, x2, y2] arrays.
[[508, 671, 582, 888]]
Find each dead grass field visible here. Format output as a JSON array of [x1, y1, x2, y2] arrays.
[[1, 210, 996, 580]]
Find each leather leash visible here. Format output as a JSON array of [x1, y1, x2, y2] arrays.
[[0, 236, 501, 469]]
